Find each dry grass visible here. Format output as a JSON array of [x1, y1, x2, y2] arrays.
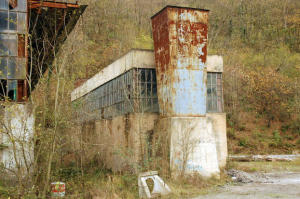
[[77, 173, 138, 199], [162, 172, 230, 198], [227, 111, 300, 155], [228, 158, 300, 173], [0, 169, 232, 199]]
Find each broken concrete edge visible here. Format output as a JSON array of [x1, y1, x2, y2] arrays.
[[139, 171, 158, 177], [138, 171, 171, 198]]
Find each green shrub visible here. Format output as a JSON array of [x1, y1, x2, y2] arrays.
[[253, 130, 262, 138], [238, 123, 246, 131], [227, 128, 236, 139], [291, 120, 300, 135], [260, 126, 266, 131], [281, 124, 291, 133], [297, 139, 300, 146], [284, 134, 294, 140], [238, 138, 249, 147], [273, 130, 282, 144], [285, 143, 293, 148], [269, 141, 277, 148]]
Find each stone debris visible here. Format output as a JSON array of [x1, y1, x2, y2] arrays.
[[227, 169, 270, 183]]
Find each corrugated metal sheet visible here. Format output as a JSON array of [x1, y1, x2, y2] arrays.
[[151, 6, 209, 117]]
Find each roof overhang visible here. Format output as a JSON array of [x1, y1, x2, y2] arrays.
[[28, 1, 87, 90]]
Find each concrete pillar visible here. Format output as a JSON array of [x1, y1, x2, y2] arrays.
[[151, 6, 220, 177], [0, 104, 34, 176]]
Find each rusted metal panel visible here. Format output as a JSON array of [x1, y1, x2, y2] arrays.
[[151, 6, 209, 117], [28, 1, 80, 9]]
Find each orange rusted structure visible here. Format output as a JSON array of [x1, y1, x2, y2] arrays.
[[151, 6, 209, 117], [0, 0, 86, 101], [28, 0, 79, 9]]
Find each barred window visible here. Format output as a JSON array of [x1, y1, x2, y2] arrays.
[[207, 73, 223, 112], [0, 0, 27, 101], [73, 68, 158, 122]]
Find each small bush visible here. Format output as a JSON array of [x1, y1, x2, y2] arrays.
[[227, 128, 236, 139], [281, 124, 291, 133], [297, 139, 300, 147], [284, 134, 294, 140], [253, 130, 262, 138], [238, 123, 246, 131], [285, 143, 293, 148], [269, 141, 277, 148], [273, 130, 282, 144], [291, 120, 300, 135], [238, 138, 249, 147], [251, 167, 257, 172]]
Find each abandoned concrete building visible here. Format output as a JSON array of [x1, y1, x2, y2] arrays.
[[0, 2, 227, 178], [71, 6, 227, 177], [0, 0, 85, 173]]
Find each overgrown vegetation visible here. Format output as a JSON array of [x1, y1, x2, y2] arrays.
[[227, 158, 300, 173], [1, 0, 300, 197]]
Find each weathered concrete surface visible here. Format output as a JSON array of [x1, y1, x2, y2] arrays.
[[70, 113, 159, 172], [0, 104, 34, 173], [206, 55, 223, 72], [206, 113, 227, 168], [156, 117, 220, 177]]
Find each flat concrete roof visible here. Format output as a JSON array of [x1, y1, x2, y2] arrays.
[[71, 49, 223, 101]]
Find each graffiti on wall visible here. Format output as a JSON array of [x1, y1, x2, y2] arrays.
[[174, 159, 203, 171]]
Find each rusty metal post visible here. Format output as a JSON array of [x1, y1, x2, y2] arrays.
[[151, 6, 209, 117]]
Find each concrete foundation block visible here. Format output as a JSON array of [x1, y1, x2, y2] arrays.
[[157, 117, 220, 178]]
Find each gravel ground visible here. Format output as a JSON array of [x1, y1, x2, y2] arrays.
[[192, 172, 300, 199]]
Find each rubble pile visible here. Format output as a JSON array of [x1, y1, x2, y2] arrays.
[[227, 169, 269, 183]]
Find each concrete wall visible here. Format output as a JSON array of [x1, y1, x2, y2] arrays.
[[206, 113, 227, 168], [71, 113, 159, 172], [0, 104, 34, 174], [71, 111, 226, 175], [206, 55, 223, 73], [156, 117, 220, 177]]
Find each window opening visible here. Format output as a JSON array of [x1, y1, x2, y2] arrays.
[[8, 79, 17, 100], [207, 72, 223, 113], [9, 0, 17, 10], [73, 68, 159, 122], [0, 0, 27, 102]]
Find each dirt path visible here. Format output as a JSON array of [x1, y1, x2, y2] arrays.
[[192, 173, 300, 199]]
